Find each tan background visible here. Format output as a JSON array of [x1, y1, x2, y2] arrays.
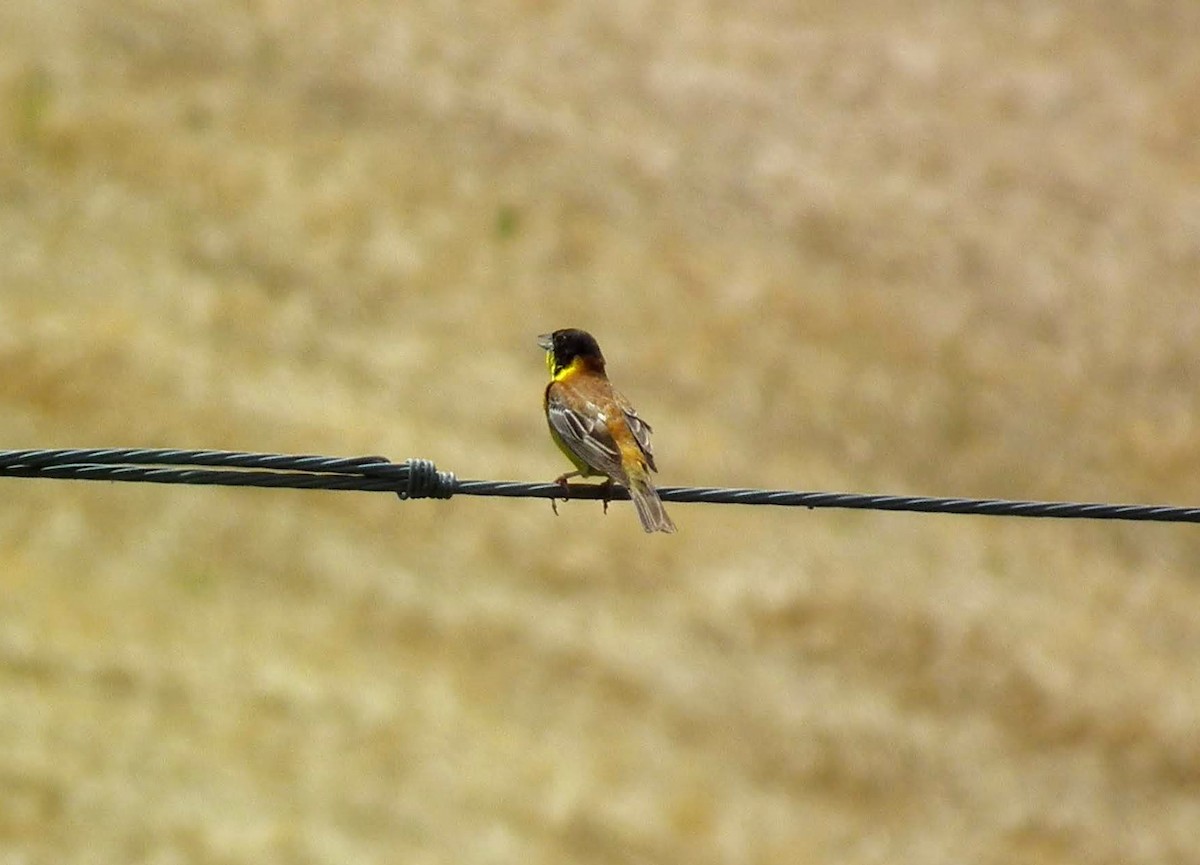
[[2, 1, 1199, 862]]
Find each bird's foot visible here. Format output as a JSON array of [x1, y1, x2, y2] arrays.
[[551, 472, 579, 516]]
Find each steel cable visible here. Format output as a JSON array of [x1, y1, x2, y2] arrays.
[[1, 448, 1197, 524]]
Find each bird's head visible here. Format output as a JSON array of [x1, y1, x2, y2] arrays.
[[538, 328, 606, 378]]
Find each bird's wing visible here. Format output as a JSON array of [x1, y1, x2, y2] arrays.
[[615, 393, 658, 473], [546, 385, 627, 480]]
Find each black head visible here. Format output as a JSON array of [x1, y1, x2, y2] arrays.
[[538, 328, 606, 375]]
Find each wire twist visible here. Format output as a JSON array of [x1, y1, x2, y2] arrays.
[[0, 448, 1197, 524]]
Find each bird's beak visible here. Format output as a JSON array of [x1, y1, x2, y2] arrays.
[[537, 333, 554, 351]]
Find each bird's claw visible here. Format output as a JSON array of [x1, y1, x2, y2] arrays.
[[551, 474, 572, 516]]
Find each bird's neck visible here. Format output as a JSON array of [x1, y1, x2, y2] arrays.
[[553, 355, 605, 381]]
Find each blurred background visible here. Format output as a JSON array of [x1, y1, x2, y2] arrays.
[[1, 1, 1199, 862]]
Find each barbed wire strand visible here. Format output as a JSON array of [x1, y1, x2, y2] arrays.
[[0, 447, 1197, 524]]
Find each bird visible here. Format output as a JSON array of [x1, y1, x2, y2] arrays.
[[538, 328, 676, 533]]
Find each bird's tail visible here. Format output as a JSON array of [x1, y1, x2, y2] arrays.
[[627, 471, 676, 534]]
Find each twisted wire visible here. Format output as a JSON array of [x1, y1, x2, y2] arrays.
[[0, 448, 1197, 524]]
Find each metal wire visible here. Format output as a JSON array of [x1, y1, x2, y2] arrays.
[[0, 447, 1197, 524]]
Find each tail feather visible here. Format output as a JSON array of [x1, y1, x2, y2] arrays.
[[628, 475, 676, 534]]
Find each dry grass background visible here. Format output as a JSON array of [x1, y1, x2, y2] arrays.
[[1, 0, 1199, 862]]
